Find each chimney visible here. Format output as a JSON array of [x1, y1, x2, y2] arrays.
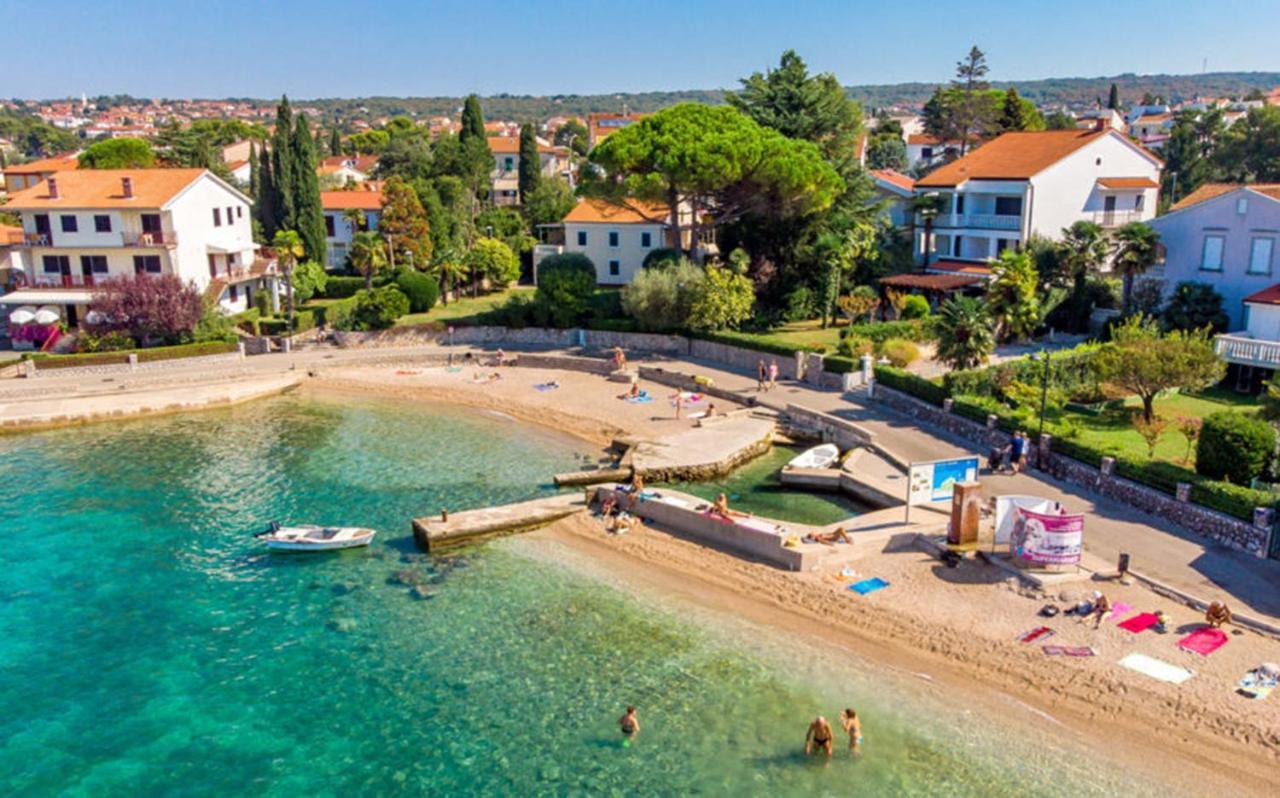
[[1094, 118, 1107, 132], [122, 176, 134, 198], [47, 178, 58, 199]]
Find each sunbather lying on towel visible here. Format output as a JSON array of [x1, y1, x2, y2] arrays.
[[805, 527, 853, 545]]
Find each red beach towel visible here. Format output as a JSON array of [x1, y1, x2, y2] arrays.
[[1017, 626, 1055, 643], [1118, 612, 1159, 633], [1177, 627, 1228, 657]]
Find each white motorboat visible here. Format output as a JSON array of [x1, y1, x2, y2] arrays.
[[255, 523, 376, 552], [785, 443, 840, 470]]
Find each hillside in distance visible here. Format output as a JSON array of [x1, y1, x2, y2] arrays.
[[297, 71, 1280, 121]]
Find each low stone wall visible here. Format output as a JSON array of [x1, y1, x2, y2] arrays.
[[871, 383, 1273, 558], [636, 365, 755, 406], [688, 338, 799, 379], [26, 350, 244, 379], [514, 353, 612, 375], [332, 325, 690, 355], [782, 404, 876, 451]]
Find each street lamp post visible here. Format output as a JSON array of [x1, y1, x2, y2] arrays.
[[1031, 350, 1052, 463]]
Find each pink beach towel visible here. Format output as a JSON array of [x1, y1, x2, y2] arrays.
[[1017, 626, 1055, 644], [1043, 645, 1096, 657], [1118, 612, 1159, 633], [1107, 602, 1133, 620], [1177, 627, 1228, 657]]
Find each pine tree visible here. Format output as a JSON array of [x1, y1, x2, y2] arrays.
[[1108, 83, 1120, 110], [999, 87, 1028, 132], [271, 96, 297, 232], [291, 114, 327, 268], [460, 94, 486, 142], [329, 127, 341, 158], [256, 142, 277, 238], [517, 122, 540, 204]]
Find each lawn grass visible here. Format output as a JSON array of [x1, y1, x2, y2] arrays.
[[1060, 389, 1260, 467], [744, 318, 846, 353], [395, 286, 533, 327]]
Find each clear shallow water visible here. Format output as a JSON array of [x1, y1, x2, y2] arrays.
[[664, 443, 869, 526], [0, 396, 1164, 796]]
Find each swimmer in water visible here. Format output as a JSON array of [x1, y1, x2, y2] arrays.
[[619, 706, 639, 737], [840, 708, 862, 752], [805, 716, 834, 757]]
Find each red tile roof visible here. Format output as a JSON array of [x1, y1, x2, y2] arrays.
[[1097, 177, 1159, 189], [871, 169, 915, 192], [320, 188, 384, 210], [4, 168, 210, 209], [5, 153, 80, 174], [1243, 284, 1280, 306], [879, 273, 980, 291], [563, 198, 668, 224], [1170, 183, 1280, 212], [916, 130, 1114, 188]]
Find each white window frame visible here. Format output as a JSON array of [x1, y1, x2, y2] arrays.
[[1248, 236, 1274, 275], [1200, 235, 1224, 272]]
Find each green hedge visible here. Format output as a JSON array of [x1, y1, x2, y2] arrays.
[[822, 354, 856, 374], [873, 365, 946, 405], [32, 341, 238, 370], [842, 319, 936, 344], [943, 344, 1103, 403], [317, 276, 367, 299]]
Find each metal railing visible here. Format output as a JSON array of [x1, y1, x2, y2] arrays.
[[123, 230, 178, 247], [935, 213, 1022, 231], [1214, 333, 1280, 368], [31, 273, 101, 288], [1092, 210, 1144, 228]]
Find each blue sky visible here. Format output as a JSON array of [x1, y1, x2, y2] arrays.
[[11, 0, 1280, 99]]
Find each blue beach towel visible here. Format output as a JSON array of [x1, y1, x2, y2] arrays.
[[626, 395, 654, 404], [534, 383, 560, 392], [849, 577, 890, 595]]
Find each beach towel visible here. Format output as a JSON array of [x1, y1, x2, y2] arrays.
[[1118, 612, 1159, 633], [1107, 601, 1134, 620], [1043, 645, 1096, 657], [533, 383, 560, 392], [1237, 670, 1278, 700], [445, 366, 462, 373], [1178, 627, 1228, 657], [394, 369, 422, 376], [849, 577, 889, 596], [1016, 626, 1056, 644], [1119, 653, 1194, 684], [624, 395, 654, 404]]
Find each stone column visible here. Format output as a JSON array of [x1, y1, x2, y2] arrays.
[[1037, 433, 1052, 470], [943, 398, 954, 413], [794, 350, 806, 381], [1100, 456, 1116, 477], [860, 353, 872, 385], [1176, 482, 1191, 502], [128, 353, 138, 371], [986, 414, 998, 429], [282, 337, 292, 354], [22, 359, 35, 378], [237, 341, 246, 360]]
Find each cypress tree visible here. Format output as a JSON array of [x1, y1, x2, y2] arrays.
[[460, 94, 486, 142], [329, 127, 341, 158], [257, 142, 277, 238], [517, 122, 540, 203], [248, 142, 259, 197], [1108, 83, 1120, 110], [271, 96, 297, 232], [292, 114, 327, 267]]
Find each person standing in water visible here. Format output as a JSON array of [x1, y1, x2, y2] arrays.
[[805, 716, 834, 757], [840, 708, 862, 752], [619, 706, 640, 738]]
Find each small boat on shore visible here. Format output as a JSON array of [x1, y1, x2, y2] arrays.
[[255, 523, 376, 552], [785, 443, 840, 470]]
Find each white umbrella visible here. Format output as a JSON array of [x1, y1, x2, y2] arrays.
[[33, 307, 61, 325], [8, 306, 36, 325]]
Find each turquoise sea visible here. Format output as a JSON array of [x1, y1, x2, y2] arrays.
[[0, 394, 1167, 796]]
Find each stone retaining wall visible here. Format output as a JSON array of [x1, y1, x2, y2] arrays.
[[782, 404, 876, 450], [26, 350, 244, 379], [333, 325, 689, 354], [871, 383, 1273, 558], [687, 338, 799, 379]]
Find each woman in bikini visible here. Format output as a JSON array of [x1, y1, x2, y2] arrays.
[[805, 716, 834, 757], [840, 708, 862, 752]]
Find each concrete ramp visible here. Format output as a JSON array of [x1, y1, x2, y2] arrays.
[[413, 493, 587, 550]]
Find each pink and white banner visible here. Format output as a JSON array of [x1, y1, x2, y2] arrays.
[[1011, 508, 1083, 565]]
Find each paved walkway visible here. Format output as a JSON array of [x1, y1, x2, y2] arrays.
[[642, 353, 1280, 624], [4, 339, 1277, 623]]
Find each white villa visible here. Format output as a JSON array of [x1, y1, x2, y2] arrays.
[[913, 127, 1162, 278], [0, 168, 276, 325], [321, 188, 383, 271]]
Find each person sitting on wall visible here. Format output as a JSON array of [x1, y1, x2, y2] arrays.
[[710, 493, 747, 520]]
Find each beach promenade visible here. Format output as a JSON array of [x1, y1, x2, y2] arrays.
[[2, 339, 1278, 625]]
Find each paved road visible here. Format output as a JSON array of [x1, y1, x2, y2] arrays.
[[5, 339, 1278, 623]]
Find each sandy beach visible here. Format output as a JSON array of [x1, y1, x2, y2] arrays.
[[307, 364, 1280, 796]]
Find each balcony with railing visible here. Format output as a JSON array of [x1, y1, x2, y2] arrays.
[[933, 212, 1022, 231], [123, 230, 178, 247], [1091, 209, 1144, 228], [30, 273, 104, 289], [1214, 333, 1280, 368]]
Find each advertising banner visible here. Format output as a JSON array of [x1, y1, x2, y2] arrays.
[[994, 496, 1056, 544], [907, 457, 980, 506], [1011, 508, 1084, 565]]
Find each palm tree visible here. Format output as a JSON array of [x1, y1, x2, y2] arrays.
[[342, 207, 367, 240], [1056, 220, 1110, 331], [1112, 222, 1161, 315], [909, 193, 946, 267], [271, 229, 305, 331], [933, 295, 995, 370], [349, 231, 386, 291], [433, 251, 467, 306]]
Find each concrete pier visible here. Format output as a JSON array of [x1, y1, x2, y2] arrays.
[[413, 493, 587, 550]]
